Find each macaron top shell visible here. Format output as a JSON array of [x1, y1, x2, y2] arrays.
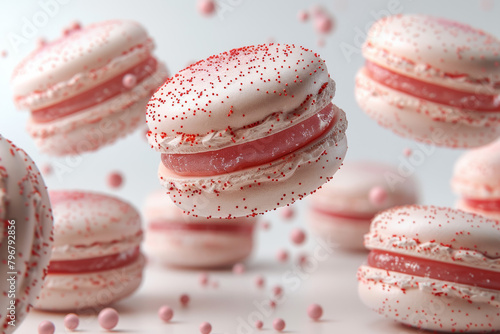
[[452, 139, 500, 199], [311, 161, 418, 216], [12, 20, 153, 108], [364, 14, 500, 93], [147, 43, 335, 153], [49, 190, 142, 260], [365, 205, 500, 271], [144, 189, 256, 225]]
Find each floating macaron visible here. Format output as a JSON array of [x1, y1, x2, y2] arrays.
[[147, 43, 348, 218], [35, 190, 145, 311], [11, 20, 169, 156], [452, 139, 500, 221], [358, 205, 500, 332], [355, 14, 500, 148], [143, 190, 256, 268], [0, 135, 54, 334], [307, 161, 418, 250]]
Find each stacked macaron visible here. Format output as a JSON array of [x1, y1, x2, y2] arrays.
[[0, 135, 53, 334], [11, 20, 169, 155], [358, 205, 500, 332], [355, 14, 500, 148], [147, 43, 348, 218], [307, 161, 418, 250], [143, 190, 256, 268], [35, 191, 145, 311], [452, 139, 500, 221]]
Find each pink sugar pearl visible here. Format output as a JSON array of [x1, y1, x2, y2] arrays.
[[369, 186, 387, 206], [233, 262, 245, 274], [290, 228, 306, 245], [273, 318, 286, 332], [98, 308, 119, 330], [180, 293, 190, 307], [307, 303, 323, 321], [255, 275, 265, 288], [197, 0, 216, 16], [276, 249, 289, 262], [199, 321, 212, 334], [41, 163, 53, 176], [64, 313, 79, 330], [280, 206, 294, 220], [122, 73, 137, 88], [272, 285, 283, 297], [261, 221, 271, 230], [255, 320, 263, 329], [38, 320, 55, 334], [315, 15, 334, 34], [158, 305, 174, 322], [107, 171, 124, 189], [297, 10, 309, 22], [199, 272, 209, 286], [403, 147, 413, 157]]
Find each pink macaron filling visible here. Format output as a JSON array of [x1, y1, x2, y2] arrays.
[[365, 60, 500, 112], [161, 103, 338, 176], [368, 249, 500, 291], [31, 57, 158, 123], [149, 221, 254, 234], [312, 206, 374, 221], [463, 198, 500, 212], [48, 246, 140, 274]]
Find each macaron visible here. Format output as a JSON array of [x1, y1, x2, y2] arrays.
[[35, 190, 145, 311], [307, 161, 418, 250], [0, 135, 53, 334], [358, 205, 500, 332], [143, 190, 256, 268], [11, 20, 169, 156], [355, 14, 500, 148], [147, 43, 348, 218], [452, 139, 500, 221]]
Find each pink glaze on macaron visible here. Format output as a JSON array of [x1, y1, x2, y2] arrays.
[[34, 190, 145, 311], [307, 161, 418, 250], [358, 205, 500, 332], [11, 20, 169, 156], [0, 135, 53, 334], [143, 190, 256, 268], [355, 15, 500, 148], [147, 43, 348, 218], [452, 139, 500, 221]]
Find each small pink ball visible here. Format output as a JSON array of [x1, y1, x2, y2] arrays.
[[269, 300, 276, 309], [255, 320, 263, 329], [369, 186, 387, 206], [180, 293, 190, 307], [38, 320, 55, 334], [314, 15, 334, 34], [307, 303, 323, 321], [280, 206, 294, 220], [197, 0, 216, 16], [272, 318, 286, 332], [276, 249, 289, 263], [199, 321, 212, 334], [272, 285, 283, 297], [261, 221, 271, 230], [107, 171, 124, 189], [41, 163, 53, 176], [290, 228, 306, 245], [64, 313, 79, 330], [199, 272, 209, 286], [158, 305, 174, 322], [255, 275, 265, 288], [297, 253, 309, 266], [403, 147, 413, 157], [297, 10, 309, 22], [98, 308, 119, 330], [122, 73, 137, 88], [233, 262, 245, 274]]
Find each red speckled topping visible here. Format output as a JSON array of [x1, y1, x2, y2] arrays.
[[12, 20, 151, 99], [365, 205, 500, 270], [146, 43, 335, 153], [364, 14, 500, 93], [0, 135, 53, 334]]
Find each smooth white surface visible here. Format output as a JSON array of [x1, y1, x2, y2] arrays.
[[1, 1, 499, 333]]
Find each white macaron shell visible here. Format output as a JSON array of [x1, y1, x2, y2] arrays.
[[0, 135, 53, 334], [364, 14, 500, 94], [49, 191, 142, 261], [364, 205, 500, 271], [147, 43, 335, 153], [452, 139, 500, 199]]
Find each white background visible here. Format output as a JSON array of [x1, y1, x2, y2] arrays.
[[0, 1, 499, 333]]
